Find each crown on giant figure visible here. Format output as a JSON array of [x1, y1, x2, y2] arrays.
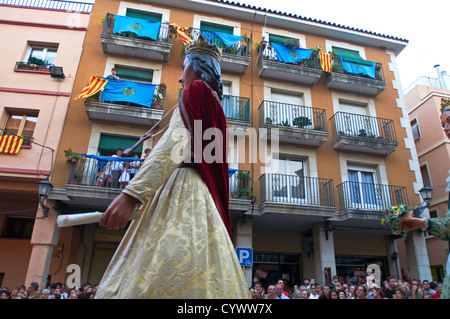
[[442, 98, 450, 113], [185, 34, 221, 60]]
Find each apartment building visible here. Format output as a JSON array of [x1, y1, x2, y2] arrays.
[[0, 0, 92, 288], [405, 67, 450, 283], [14, 0, 432, 289]]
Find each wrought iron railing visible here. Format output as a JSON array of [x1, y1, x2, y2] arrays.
[[222, 95, 250, 122], [86, 83, 166, 110], [257, 41, 322, 69], [102, 13, 173, 43], [336, 181, 408, 212], [330, 111, 397, 141], [229, 170, 253, 200], [0, 0, 93, 12], [260, 173, 335, 207], [187, 28, 251, 57], [331, 54, 385, 81], [68, 156, 252, 199], [258, 100, 327, 131]]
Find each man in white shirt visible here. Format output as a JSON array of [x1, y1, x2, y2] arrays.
[[276, 284, 289, 299]]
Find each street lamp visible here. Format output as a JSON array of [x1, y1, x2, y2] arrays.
[[413, 186, 434, 217], [38, 177, 53, 217]]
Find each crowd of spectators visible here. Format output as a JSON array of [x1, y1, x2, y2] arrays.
[[0, 282, 97, 299], [0, 275, 443, 299], [249, 275, 444, 299]]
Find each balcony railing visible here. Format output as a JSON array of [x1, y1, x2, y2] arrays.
[[68, 156, 252, 200], [0, 0, 93, 13], [258, 100, 327, 131], [187, 28, 251, 58], [229, 170, 252, 200], [260, 173, 335, 207], [86, 83, 166, 110], [331, 54, 385, 82], [330, 111, 396, 141], [222, 95, 250, 122], [102, 13, 173, 44], [258, 41, 321, 70], [337, 181, 409, 212]]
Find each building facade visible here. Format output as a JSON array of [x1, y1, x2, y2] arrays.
[[405, 67, 450, 283], [0, 0, 92, 289], [4, 0, 434, 290]]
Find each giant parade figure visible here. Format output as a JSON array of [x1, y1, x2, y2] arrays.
[[94, 35, 250, 299], [399, 100, 450, 299]]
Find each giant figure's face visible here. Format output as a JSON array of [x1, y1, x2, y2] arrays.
[[442, 110, 450, 140], [178, 57, 200, 89]]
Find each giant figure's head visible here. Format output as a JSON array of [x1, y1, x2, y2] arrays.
[[441, 98, 450, 140], [179, 35, 223, 100]]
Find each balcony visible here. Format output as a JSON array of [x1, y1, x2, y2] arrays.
[[222, 95, 251, 131], [330, 111, 398, 155], [257, 41, 322, 85], [324, 55, 386, 96], [84, 83, 166, 126], [52, 156, 254, 212], [258, 101, 328, 147], [188, 28, 251, 74], [335, 181, 409, 222], [259, 173, 335, 221], [100, 13, 173, 62]]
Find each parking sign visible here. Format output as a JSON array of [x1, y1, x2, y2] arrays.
[[236, 247, 253, 266]]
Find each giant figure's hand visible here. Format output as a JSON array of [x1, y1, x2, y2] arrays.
[[100, 193, 139, 230], [399, 211, 427, 233]]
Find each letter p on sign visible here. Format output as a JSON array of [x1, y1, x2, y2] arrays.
[[236, 247, 253, 266]]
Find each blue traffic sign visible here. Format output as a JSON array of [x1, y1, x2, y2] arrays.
[[236, 247, 253, 266]]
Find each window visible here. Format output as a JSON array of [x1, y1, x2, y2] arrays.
[[98, 133, 142, 156], [411, 118, 421, 140], [26, 44, 58, 66], [3, 217, 35, 238], [114, 64, 154, 83], [348, 168, 379, 209], [199, 21, 234, 48], [420, 164, 431, 187], [1, 109, 38, 146], [125, 8, 162, 22], [267, 158, 307, 203]]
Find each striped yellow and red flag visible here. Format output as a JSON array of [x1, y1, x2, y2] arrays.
[[171, 23, 192, 45], [74, 76, 108, 100], [0, 135, 24, 154], [320, 52, 333, 73]]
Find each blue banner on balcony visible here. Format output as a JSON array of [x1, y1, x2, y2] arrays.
[[80, 154, 143, 169], [271, 42, 313, 64], [340, 57, 376, 79], [101, 79, 156, 108], [200, 30, 243, 47], [113, 15, 161, 40]]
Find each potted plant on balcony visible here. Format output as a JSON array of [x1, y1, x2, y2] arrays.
[[293, 116, 312, 128], [265, 117, 273, 125], [64, 148, 81, 164], [239, 187, 251, 200], [152, 84, 166, 109]]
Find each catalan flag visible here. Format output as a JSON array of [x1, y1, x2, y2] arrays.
[[74, 76, 108, 100], [0, 135, 24, 154], [171, 23, 192, 45], [320, 52, 333, 73]]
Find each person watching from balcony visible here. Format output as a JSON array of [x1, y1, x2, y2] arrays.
[[399, 104, 450, 299], [95, 35, 249, 299], [106, 67, 119, 80], [110, 148, 123, 188]]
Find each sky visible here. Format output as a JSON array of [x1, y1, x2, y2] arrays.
[[75, 0, 450, 90], [239, 0, 450, 90]]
